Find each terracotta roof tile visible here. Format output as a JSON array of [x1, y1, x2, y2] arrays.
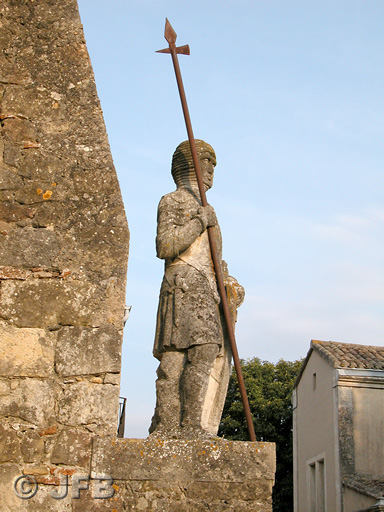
[[311, 340, 384, 370]]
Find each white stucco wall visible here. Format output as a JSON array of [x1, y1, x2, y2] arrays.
[[293, 351, 340, 512]]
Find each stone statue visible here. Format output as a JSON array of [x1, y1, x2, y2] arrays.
[[149, 140, 244, 438]]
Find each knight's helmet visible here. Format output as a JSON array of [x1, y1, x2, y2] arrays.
[[171, 139, 216, 188]]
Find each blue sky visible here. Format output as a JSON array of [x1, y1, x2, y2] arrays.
[[77, 0, 384, 437]]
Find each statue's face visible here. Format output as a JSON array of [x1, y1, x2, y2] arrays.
[[200, 151, 216, 190]]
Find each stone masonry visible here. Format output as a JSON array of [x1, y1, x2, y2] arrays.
[[0, 0, 129, 510], [0, 1, 275, 510]]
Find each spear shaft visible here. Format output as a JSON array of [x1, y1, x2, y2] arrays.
[[157, 19, 256, 442]]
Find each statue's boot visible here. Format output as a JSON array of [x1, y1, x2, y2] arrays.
[[180, 344, 219, 436], [149, 351, 185, 437]]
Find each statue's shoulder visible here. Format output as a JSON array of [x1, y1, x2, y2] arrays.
[[158, 188, 195, 209]]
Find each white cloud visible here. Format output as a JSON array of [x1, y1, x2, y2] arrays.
[[310, 208, 384, 245]]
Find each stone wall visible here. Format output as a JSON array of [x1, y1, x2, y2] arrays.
[[0, 0, 129, 509], [90, 437, 276, 511]]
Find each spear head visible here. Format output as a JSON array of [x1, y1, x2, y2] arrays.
[[164, 18, 177, 45], [156, 18, 190, 55]]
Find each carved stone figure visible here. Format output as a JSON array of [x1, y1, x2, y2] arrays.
[[149, 140, 244, 438]]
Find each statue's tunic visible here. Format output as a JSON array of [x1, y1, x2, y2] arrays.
[[153, 187, 223, 360]]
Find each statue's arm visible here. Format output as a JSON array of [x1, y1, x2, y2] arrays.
[[156, 196, 216, 260], [222, 260, 245, 310]]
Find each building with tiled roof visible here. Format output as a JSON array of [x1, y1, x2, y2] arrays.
[[310, 340, 384, 370], [293, 340, 384, 512]]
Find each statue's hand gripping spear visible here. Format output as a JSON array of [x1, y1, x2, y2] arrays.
[[157, 18, 256, 442]]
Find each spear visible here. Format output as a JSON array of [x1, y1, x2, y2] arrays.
[[157, 18, 256, 442]]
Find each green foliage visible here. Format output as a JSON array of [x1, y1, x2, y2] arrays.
[[218, 357, 303, 511]]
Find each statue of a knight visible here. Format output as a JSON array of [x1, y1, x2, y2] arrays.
[[149, 140, 244, 438]]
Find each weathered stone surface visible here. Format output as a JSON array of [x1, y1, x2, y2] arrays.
[[50, 427, 92, 468], [23, 463, 50, 476], [121, 480, 273, 511], [1, 7, 129, 489], [38, 424, 58, 437], [92, 437, 276, 483], [0, 379, 55, 426], [0, 166, 23, 190], [71, 482, 124, 512], [339, 386, 355, 475], [55, 326, 122, 376], [0, 201, 34, 223], [90, 438, 275, 511], [0, 325, 55, 377], [13, 181, 64, 205], [104, 373, 121, 385], [0, 266, 33, 279], [0, 0, 129, 316], [23, 484, 73, 511], [0, 423, 21, 462], [0, 279, 123, 329], [20, 429, 45, 463], [0, 226, 60, 267], [16, 149, 67, 181], [58, 382, 119, 434], [0, 463, 24, 512], [0, 379, 10, 395]]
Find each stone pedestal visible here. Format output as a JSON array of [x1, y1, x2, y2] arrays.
[[87, 437, 276, 511], [0, 436, 275, 511]]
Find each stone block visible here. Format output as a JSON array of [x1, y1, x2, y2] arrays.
[[58, 382, 119, 434], [32, 202, 67, 228], [0, 463, 24, 512], [0, 266, 33, 279], [0, 226, 60, 267], [16, 148, 67, 181], [23, 463, 50, 476], [0, 325, 55, 377], [20, 429, 45, 463], [0, 379, 55, 427], [0, 166, 23, 190], [0, 379, 10, 394], [0, 202, 34, 223], [55, 326, 121, 376], [0, 279, 115, 329], [106, 479, 272, 511], [0, 423, 21, 462], [104, 373, 121, 385], [71, 482, 124, 512], [23, 484, 73, 512], [2, 117, 38, 145], [92, 437, 276, 483], [14, 181, 63, 205], [3, 143, 22, 168], [87, 437, 275, 512], [50, 427, 92, 468]]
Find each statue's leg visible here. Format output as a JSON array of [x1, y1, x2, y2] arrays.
[[149, 350, 185, 436], [201, 337, 232, 435], [180, 343, 220, 435]]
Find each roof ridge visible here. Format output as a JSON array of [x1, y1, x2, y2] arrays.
[[311, 340, 384, 370]]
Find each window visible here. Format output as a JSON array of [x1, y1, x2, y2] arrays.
[[307, 455, 326, 512]]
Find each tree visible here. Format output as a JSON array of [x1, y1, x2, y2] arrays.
[[218, 357, 303, 511]]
